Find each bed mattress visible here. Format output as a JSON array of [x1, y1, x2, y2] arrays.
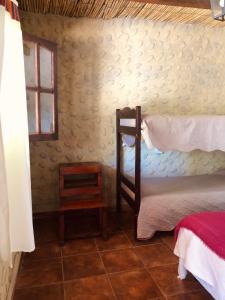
[[137, 174, 225, 239], [174, 228, 225, 300]]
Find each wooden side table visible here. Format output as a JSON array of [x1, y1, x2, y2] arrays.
[[59, 162, 107, 245]]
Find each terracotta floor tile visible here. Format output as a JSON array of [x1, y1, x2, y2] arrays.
[[101, 248, 143, 273], [96, 231, 131, 251], [22, 243, 61, 267], [63, 253, 105, 280], [65, 214, 100, 238], [34, 217, 58, 244], [109, 269, 162, 300], [64, 275, 115, 300], [167, 290, 213, 299], [134, 244, 177, 268], [19, 258, 62, 272], [16, 259, 63, 289], [14, 284, 64, 300], [125, 230, 162, 246], [62, 238, 97, 256], [13, 216, 214, 300], [160, 233, 176, 251], [118, 210, 135, 230], [107, 211, 121, 233], [149, 264, 202, 296]]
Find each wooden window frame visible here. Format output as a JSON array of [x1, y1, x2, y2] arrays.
[[23, 32, 58, 142]]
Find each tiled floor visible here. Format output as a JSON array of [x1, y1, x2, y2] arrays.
[[14, 210, 213, 300]]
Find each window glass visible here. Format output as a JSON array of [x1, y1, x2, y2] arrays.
[[40, 93, 54, 133], [26, 90, 38, 134], [40, 46, 53, 89], [23, 41, 36, 87]]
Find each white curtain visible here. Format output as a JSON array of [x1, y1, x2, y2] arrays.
[[0, 1, 35, 264]]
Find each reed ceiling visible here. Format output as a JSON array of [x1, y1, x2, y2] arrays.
[[18, 0, 225, 27]]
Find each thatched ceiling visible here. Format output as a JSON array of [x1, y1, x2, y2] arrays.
[[18, 0, 225, 27]]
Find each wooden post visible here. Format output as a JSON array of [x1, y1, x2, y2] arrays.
[[116, 109, 121, 213], [134, 106, 141, 239]]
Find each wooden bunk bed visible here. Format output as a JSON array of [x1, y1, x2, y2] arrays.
[[116, 106, 225, 240]]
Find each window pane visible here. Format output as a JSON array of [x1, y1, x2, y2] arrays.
[[26, 91, 38, 134], [23, 41, 36, 87], [40, 93, 54, 133], [40, 47, 53, 88]]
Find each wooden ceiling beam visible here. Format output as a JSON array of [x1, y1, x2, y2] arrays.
[[130, 0, 211, 9]]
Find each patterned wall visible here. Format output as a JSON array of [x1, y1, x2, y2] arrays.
[[20, 12, 225, 212]]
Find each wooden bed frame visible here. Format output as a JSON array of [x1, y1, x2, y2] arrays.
[[116, 106, 141, 238]]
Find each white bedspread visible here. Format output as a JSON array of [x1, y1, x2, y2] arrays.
[[174, 228, 225, 300], [142, 115, 225, 152], [137, 174, 225, 239]]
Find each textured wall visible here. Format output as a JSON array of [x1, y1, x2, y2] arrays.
[[20, 12, 225, 212]]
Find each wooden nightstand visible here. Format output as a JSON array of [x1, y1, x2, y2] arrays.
[[59, 162, 107, 245]]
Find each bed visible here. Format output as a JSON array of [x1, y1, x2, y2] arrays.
[[174, 212, 225, 300], [116, 106, 225, 239]]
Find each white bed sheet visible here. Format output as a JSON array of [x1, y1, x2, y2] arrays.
[[174, 228, 225, 300], [136, 174, 225, 239], [142, 115, 225, 152], [122, 115, 225, 152]]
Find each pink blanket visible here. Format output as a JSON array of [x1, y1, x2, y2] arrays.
[[175, 211, 225, 260]]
